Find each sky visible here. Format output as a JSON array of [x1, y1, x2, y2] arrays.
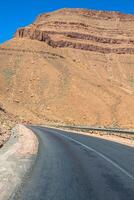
[[1, 0, 134, 43]]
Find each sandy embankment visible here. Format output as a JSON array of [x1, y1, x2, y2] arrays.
[[0, 124, 38, 200]]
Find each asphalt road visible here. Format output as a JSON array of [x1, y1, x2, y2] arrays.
[[14, 126, 134, 200]]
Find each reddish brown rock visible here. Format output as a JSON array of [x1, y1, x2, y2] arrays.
[[14, 9, 134, 54]]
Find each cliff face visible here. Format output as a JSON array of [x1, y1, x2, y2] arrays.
[[0, 9, 134, 128], [15, 9, 134, 54]]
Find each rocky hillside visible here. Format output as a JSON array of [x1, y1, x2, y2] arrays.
[[15, 9, 134, 54], [0, 105, 16, 147], [0, 8, 134, 128]]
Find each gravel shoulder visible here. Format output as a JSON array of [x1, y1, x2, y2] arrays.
[[0, 124, 38, 200]]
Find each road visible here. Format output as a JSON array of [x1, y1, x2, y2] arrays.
[[14, 126, 134, 200]]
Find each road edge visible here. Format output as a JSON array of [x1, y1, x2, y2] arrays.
[[38, 125, 134, 147], [0, 124, 39, 200]]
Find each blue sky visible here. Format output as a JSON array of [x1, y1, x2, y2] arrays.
[[1, 0, 134, 43]]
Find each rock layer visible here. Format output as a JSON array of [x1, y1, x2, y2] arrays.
[[15, 9, 134, 54]]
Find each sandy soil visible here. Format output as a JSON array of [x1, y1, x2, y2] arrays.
[[15, 125, 38, 156], [0, 124, 38, 200]]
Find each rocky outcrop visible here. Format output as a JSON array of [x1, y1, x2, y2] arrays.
[[15, 28, 134, 54], [34, 8, 134, 21], [14, 9, 134, 54], [16, 29, 134, 45]]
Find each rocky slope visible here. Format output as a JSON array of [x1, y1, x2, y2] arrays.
[[0, 8, 134, 128], [0, 105, 16, 147], [15, 9, 134, 54]]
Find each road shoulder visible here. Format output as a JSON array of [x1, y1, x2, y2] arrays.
[[0, 124, 38, 200]]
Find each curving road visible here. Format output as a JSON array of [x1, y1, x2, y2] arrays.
[[14, 126, 134, 200]]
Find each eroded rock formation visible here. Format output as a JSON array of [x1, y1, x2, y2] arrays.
[[15, 9, 134, 54]]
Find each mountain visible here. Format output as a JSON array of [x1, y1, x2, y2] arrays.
[[0, 8, 134, 128]]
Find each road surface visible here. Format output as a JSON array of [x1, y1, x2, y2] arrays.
[[14, 126, 134, 200]]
